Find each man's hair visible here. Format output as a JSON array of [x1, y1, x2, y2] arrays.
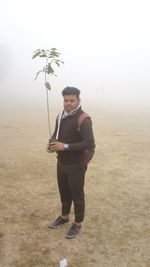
[[62, 87, 80, 98]]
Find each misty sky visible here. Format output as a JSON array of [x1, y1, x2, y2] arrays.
[[0, 0, 150, 110]]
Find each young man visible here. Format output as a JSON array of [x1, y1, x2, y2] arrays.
[[47, 87, 95, 239]]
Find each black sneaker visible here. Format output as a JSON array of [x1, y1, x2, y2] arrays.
[[48, 216, 69, 229], [66, 223, 81, 239]]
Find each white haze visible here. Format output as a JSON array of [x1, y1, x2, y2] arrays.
[[0, 0, 150, 112]]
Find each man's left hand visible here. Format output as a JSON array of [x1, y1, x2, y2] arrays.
[[50, 142, 65, 152]]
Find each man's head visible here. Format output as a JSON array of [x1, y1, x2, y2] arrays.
[[62, 87, 81, 112]]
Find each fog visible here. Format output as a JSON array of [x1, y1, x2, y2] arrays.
[[0, 0, 150, 112]]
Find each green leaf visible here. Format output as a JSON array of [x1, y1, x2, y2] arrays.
[[32, 50, 41, 59], [55, 61, 60, 67], [39, 54, 47, 57], [45, 82, 51, 90], [55, 60, 64, 67], [52, 52, 60, 57], [47, 64, 54, 74], [49, 48, 60, 58]]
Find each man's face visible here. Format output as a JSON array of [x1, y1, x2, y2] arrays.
[[63, 95, 80, 112]]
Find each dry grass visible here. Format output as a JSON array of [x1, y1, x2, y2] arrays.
[[0, 107, 150, 267]]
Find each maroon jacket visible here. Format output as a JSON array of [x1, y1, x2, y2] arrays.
[[52, 107, 95, 165]]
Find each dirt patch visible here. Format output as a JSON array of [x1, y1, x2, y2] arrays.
[[0, 108, 150, 266]]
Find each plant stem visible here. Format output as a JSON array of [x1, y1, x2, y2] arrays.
[[45, 58, 51, 137]]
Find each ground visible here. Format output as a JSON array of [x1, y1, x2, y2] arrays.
[[0, 107, 150, 267]]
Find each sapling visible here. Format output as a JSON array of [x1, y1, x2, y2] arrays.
[[32, 48, 64, 140]]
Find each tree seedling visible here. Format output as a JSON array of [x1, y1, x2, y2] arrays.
[[32, 48, 64, 137]]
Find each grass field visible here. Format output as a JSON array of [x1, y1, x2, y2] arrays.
[[0, 107, 150, 267]]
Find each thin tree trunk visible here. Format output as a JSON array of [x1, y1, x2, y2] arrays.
[[45, 58, 51, 137]]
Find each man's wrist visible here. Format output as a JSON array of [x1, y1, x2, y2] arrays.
[[64, 144, 69, 150]]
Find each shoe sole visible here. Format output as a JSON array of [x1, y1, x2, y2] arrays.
[[66, 234, 79, 239], [48, 221, 69, 229]]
